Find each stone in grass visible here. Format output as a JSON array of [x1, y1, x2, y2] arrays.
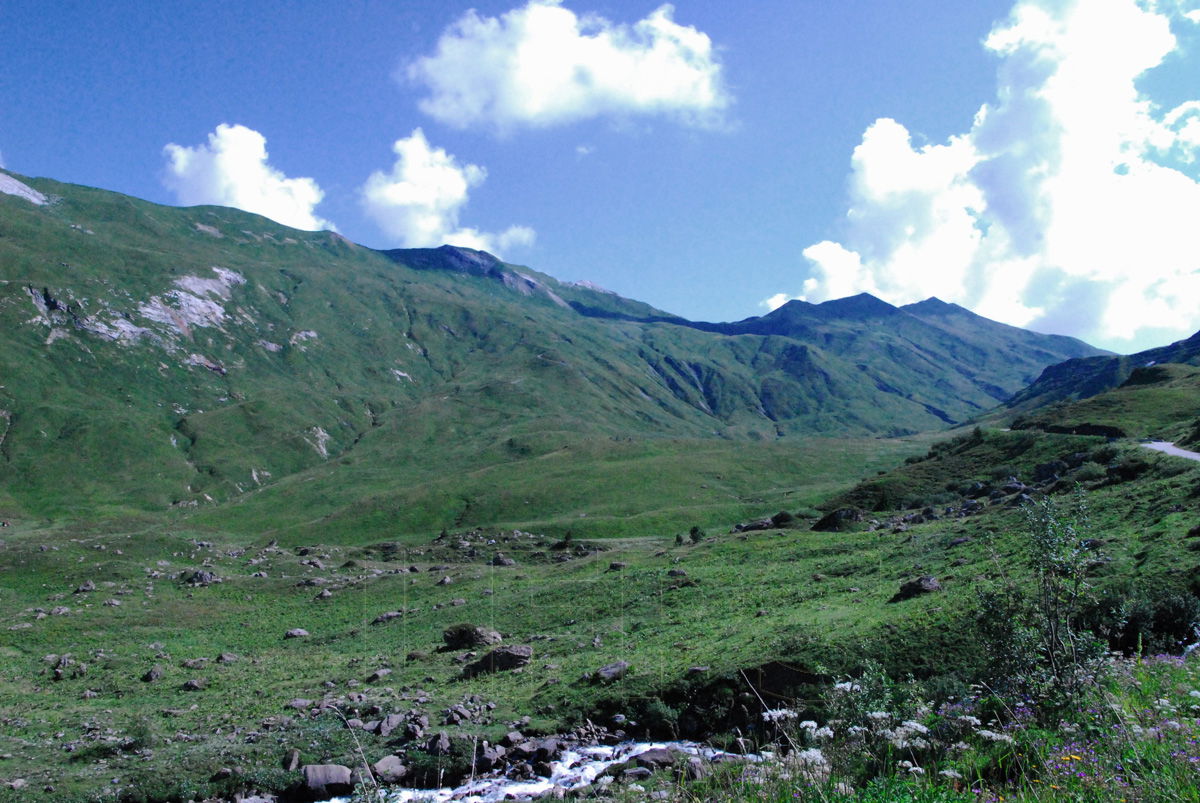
[[281, 748, 302, 771], [367, 667, 392, 683], [216, 652, 238, 663], [301, 764, 353, 797], [462, 645, 532, 678], [141, 665, 165, 683], [74, 580, 96, 594], [592, 660, 631, 683], [443, 623, 503, 650], [371, 755, 408, 783], [284, 628, 309, 639], [889, 576, 942, 603], [181, 678, 207, 691]]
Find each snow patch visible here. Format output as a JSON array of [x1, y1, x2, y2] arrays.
[[0, 172, 47, 205]]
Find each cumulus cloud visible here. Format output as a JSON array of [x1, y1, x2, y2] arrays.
[[407, 0, 729, 131], [783, 0, 1200, 351], [162, 124, 333, 231], [360, 128, 535, 256]]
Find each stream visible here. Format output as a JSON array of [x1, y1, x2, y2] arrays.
[[325, 740, 756, 802]]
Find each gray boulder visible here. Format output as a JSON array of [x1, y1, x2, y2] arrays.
[[371, 755, 408, 783], [301, 764, 353, 797], [462, 645, 532, 678]]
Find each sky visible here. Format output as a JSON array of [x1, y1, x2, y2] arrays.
[[2, 0, 1199, 353]]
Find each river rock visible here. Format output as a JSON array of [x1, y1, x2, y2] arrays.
[[301, 764, 353, 797]]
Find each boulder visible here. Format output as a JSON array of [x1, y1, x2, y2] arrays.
[[183, 569, 218, 586], [443, 623, 503, 649], [284, 628, 309, 639], [74, 580, 96, 594], [890, 576, 942, 603], [141, 665, 164, 683], [594, 660, 631, 682], [281, 748, 302, 771], [812, 508, 865, 532], [301, 764, 353, 797], [489, 553, 517, 567], [371, 755, 408, 783], [462, 645, 532, 678]]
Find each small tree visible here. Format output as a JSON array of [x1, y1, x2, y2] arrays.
[[689, 526, 704, 544], [975, 487, 1108, 717]]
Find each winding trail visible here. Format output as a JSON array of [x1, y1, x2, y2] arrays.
[[1141, 441, 1200, 462]]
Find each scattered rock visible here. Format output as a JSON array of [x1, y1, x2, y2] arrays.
[[812, 508, 865, 532], [436, 576, 453, 586], [443, 623, 503, 649], [372, 755, 408, 783], [667, 569, 688, 578], [367, 668, 392, 683], [490, 553, 517, 567], [74, 580, 96, 594], [608, 561, 627, 571], [463, 645, 532, 678], [141, 665, 164, 683], [284, 628, 309, 639], [314, 589, 332, 600], [372, 611, 405, 625], [216, 652, 239, 663], [181, 678, 207, 691], [890, 576, 943, 603], [593, 660, 631, 683], [282, 748, 302, 771], [183, 569, 218, 586]]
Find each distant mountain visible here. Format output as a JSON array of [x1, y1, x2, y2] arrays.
[[0, 170, 1105, 527], [1008, 329, 1200, 413]]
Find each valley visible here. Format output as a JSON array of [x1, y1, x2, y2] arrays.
[[3, 172, 1200, 802]]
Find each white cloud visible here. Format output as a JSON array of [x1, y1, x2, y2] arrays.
[[360, 128, 535, 256], [407, 0, 730, 131], [788, 0, 1200, 352], [162, 124, 333, 231], [0, 150, 6, 169]]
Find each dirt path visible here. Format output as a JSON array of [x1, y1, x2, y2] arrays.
[[1142, 441, 1200, 462]]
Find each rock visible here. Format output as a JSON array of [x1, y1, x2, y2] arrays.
[[314, 589, 332, 600], [890, 576, 943, 603], [183, 569, 218, 586], [687, 666, 709, 675], [141, 665, 164, 683], [74, 580, 96, 594], [426, 731, 452, 756], [443, 623, 503, 649], [436, 576, 453, 586], [770, 510, 797, 527], [284, 628, 309, 639], [948, 536, 971, 547], [608, 561, 627, 571], [286, 698, 313, 710], [378, 713, 405, 737], [372, 755, 408, 783], [301, 764, 353, 797], [372, 611, 404, 625], [490, 553, 517, 567], [182, 678, 207, 691], [181, 658, 208, 669], [636, 747, 684, 770], [367, 668, 392, 683], [667, 569, 688, 577], [1034, 459, 1069, 483], [594, 660, 631, 682], [216, 652, 239, 663], [463, 645, 532, 677], [281, 747, 302, 771], [103, 598, 121, 607], [812, 508, 865, 532]]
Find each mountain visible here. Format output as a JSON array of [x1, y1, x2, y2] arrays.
[[1008, 329, 1200, 413], [0, 170, 1103, 531]]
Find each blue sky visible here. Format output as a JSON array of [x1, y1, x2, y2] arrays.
[[2, 0, 1199, 352]]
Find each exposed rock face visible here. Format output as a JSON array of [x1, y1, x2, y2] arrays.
[[443, 623, 503, 650], [890, 576, 943, 603], [462, 645, 532, 678]]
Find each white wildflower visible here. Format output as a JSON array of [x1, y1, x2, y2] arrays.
[[798, 720, 818, 731], [955, 715, 981, 727], [940, 769, 963, 779], [901, 720, 929, 734], [813, 726, 834, 741], [866, 711, 891, 722], [833, 681, 862, 693], [976, 729, 1014, 744], [762, 708, 797, 723]]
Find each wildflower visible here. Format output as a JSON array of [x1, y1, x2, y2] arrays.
[[762, 709, 797, 723], [813, 726, 834, 741], [833, 681, 862, 693], [940, 769, 963, 780], [977, 730, 1014, 744], [866, 711, 891, 722], [798, 720, 818, 731], [956, 715, 981, 728], [901, 720, 929, 735]]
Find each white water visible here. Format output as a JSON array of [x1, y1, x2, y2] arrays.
[[327, 740, 756, 802]]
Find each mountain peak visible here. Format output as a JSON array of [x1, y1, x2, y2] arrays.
[[814, 292, 898, 319]]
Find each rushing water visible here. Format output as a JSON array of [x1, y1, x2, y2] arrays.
[[326, 740, 756, 802]]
